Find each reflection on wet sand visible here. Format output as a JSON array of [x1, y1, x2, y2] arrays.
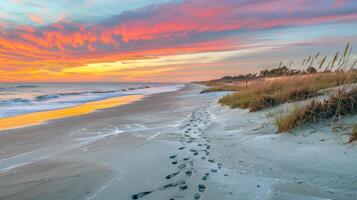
[[0, 95, 143, 131]]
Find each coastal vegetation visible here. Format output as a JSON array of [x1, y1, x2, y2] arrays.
[[275, 88, 357, 132], [202, 44, 357, 135], [349, 124, 357, 143], [217, 71, 357, 111], [200, 84, 240, 93]]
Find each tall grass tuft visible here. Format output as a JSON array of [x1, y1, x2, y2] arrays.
[[276, 88, 357, 132], [219, 43, 357, 112], [219, 71, 357, 111], [349, 124, 357, 143]]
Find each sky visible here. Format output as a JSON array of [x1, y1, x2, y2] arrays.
[[0, 0, 356, 82]]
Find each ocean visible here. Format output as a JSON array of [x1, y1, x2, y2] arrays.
[[0, 82, 183, 118]]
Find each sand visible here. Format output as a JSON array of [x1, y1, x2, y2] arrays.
[[0, 84, 356, 200], [0, 95, 144, 131]]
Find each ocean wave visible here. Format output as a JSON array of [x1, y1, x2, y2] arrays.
[[35, 94, 62, 101], [0, 98, 32, 105], [0, 85, 38, 91], [34, 86, 151, 101], [15, 85, 38, 88]]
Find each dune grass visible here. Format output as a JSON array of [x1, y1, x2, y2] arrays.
[[275, 88, 357, 132], [218, 43, 357, 112], [270, 44, 357, 133], [200, 84, 241, 93], [219, 71, 357, 111], [349, 124, 357, 143]]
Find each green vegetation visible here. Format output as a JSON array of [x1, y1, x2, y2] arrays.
[[258, 65, 317, 77]]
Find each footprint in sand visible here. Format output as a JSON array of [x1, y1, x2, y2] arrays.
[[166, 171, 180, 179], [185, 170, 193, 176], [198, 184, 206, 192], [169, 155, 177, 159], [132, 191, 153, 199], [159, 180, 185, 190], [179, 184, 188, 191], [202, 173, 209, 181]]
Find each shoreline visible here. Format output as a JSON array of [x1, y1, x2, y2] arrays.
[[0, 94, 144, 131], [1, 83, 357, 200], [0, 83, 211, 200], [0, 83, 185, 132]]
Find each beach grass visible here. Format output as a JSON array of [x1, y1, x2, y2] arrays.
[[204, 43, 357, 134], [216, 43, 357, 112], [275, 88, 357, 132], [218, 71, 357, 111], [200, 84, 241, 93], [349, 124, 357, 143]]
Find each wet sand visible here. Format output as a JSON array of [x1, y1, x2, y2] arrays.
[[0, 84, 221, 200], [1, 84, 357, 200], [0, 95, 143, 131]]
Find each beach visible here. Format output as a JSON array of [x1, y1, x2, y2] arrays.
[[1, 84, 357, 200]]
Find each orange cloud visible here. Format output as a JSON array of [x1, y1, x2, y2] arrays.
[[1, 0, 356, 82]]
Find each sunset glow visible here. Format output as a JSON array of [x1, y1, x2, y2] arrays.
[[0, 94, 143, 130], [1, 0, 356, 82]]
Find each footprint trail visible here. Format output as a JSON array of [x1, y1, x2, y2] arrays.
[[131, 102, 225, 199]]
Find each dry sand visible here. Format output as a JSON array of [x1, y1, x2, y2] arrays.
[[0, 84, 356, 200]]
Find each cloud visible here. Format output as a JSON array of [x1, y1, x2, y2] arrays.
[[27, 13, 44, 24], [1, 0, 357, 81]]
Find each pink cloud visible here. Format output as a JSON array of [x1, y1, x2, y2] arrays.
[[0, 0, 356, 74], [27, 14, 44, 25]]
